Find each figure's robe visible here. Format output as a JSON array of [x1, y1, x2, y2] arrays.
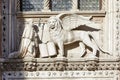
[[19, 24, 38, 58]]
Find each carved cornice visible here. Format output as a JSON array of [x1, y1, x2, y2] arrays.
[[0, 57, 120, 71], [16, 11, 106, 18]]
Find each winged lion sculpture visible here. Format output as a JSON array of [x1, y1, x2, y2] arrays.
[[47, 13, 110, 58]]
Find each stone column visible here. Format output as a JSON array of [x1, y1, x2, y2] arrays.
[[104, 0, 119, 57], [101, 0, 105, 11], [0, 1, 2, 80], [42, 0, 51, 12], [1, 0, 9, 57], [8, 0, 16, 53], [115, 0, 120, 56], [16, 0, 20, 12], [0, 0, 2, 57], [1, 0, 16, 57], [71, 0, 79, 11]]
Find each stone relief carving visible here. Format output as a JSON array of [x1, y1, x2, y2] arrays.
[[1, 58, 120, 71], [8, 13, 111, 59], [47, 13, 111, 58], [2, 71, 120, 80], [19, 19, 40, 58], [8, 19, 40, 58]]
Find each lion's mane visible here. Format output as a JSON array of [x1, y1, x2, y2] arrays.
[[47, 16, 64, 42]]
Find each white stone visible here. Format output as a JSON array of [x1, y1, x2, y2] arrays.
[[47, 13, 111, 58]]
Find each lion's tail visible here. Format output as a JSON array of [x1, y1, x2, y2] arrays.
[[88, 32, 112, 56]]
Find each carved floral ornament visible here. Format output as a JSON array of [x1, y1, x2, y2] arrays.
[[8, 13, 112, 59]]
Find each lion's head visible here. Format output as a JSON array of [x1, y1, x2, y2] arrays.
[[47, 16, 62, 31]]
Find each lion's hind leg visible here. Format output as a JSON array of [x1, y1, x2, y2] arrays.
[[81, 33, 98, 58], [79, 42, 86, 57]]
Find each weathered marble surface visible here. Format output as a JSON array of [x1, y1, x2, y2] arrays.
[[1, 0, 120, 80], [2, 71, 120, 80], [0, 57, 120, 80], [8, 13, 111, 59], [0, 57, 120, 71], [47, 13, 111, 58]]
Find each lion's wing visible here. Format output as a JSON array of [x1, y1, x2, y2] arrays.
[[59, 14, 101, 30]]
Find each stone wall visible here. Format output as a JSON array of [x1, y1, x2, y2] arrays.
[[1, 0, 120, 80], [1, 58, 120, 80]]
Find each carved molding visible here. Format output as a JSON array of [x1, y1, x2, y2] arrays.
[[16, 11, 106, 18], [2, 0, 17, 58], [2, 71, 120, 80], [115, 0, 120, 56], [0, 58, 120, 71]]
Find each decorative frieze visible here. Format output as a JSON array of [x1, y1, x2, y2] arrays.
[[2, 71, 120, 80], [1, 58, 120, 80], [0, 58, 120, 71]]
